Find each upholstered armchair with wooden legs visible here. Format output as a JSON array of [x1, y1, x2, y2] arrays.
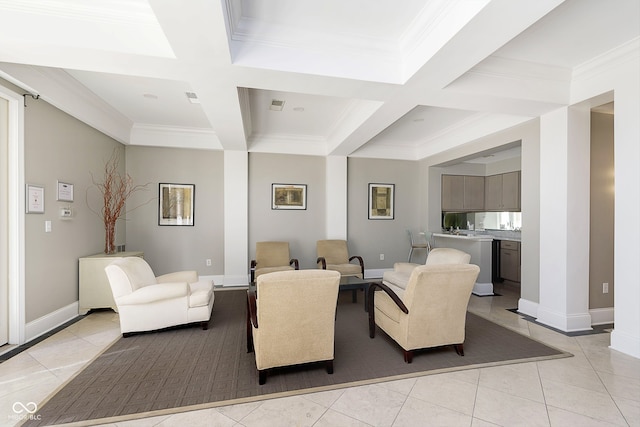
[[104, 257, 215, 337], [250, 241, 299, 282], [247, 269, 341, 385], [316, 239, 364, 278], [368, 263, 480, 363]]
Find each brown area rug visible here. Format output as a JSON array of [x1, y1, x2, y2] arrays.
[[27, 289, 570, 426]]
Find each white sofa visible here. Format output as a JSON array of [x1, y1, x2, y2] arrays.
[[382, 247, 471, 298], [105, 257, 215, 336]]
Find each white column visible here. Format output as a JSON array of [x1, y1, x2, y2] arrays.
[[537, 105, 592, 332], [223, 150, 249, 285], [325, 156, 347, 239], [611, 73, 640, 358]]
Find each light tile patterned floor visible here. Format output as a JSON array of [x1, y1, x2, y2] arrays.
[[1, 283, 638, 427]]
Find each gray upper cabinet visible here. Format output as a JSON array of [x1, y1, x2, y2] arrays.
[[485, 171, 520, 211], [442, 175, 464, 211], [442, 175, 485, 212], [463, 175, 485, 211]]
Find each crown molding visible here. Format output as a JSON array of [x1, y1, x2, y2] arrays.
[[572, 37, 640, 82]]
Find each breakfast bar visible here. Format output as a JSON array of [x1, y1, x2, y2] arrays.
[[432, 233, 495, 296]]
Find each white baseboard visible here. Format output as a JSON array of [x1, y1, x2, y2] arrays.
[[365, 268, 390, 279], [590, 307, 614, 325], [472, 282, 494, 296], [518, 298, 539, 318], [26, 301, 79, 343]]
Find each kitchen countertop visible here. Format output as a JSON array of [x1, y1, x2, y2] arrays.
[[432, 233, 494, 242], [432, 232, 521, 242]]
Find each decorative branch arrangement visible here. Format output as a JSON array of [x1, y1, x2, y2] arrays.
[[87, 150, 150, 254]]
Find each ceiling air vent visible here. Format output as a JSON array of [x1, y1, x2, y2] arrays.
[[269, 99, 285, 111], [185, 91, 200, 104]]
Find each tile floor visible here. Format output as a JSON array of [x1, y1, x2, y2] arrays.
[[1, 283, 639, 427]]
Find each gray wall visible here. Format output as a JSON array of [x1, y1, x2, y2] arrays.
[[589, 112, 614, 309], [347, 157, 421, 269], [23, 96, 122, 322], [248, 153, 326, 269], [124, 146, 224, 276]]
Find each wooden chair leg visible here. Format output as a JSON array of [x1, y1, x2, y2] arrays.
[[454, 343, 464, 356], [258, 370, 267, 385], [403, 350, 413, 364], [200, 321, 208, 330], [326, 360, 334, 374]]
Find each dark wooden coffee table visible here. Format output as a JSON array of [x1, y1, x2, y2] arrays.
[[339, 275, 378, 311]]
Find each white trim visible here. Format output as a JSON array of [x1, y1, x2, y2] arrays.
[[364, 268, 390, 280], [472, 282, 494, 296], [589, 307, 614, 326], [25, 302, 79, 343], [517, 297, 538, 319], [0, 83, 26, 345], [223, 274, 249, 286]]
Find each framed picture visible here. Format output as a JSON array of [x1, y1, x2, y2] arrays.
[[159, 183, 195, 226], [26, 184, 45, 213], [368, 183, 394, 220], [272, 184, 307, 210], [56, 181, 74, 202]]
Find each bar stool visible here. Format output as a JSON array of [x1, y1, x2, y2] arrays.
[[407, 230, 431, 262]]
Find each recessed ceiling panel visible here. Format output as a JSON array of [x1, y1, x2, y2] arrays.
[[68, 70, 211, 128]]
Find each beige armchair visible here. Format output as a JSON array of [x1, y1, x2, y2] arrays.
[[316, 239, 364, 278], [247, 269, 341, 384], [368, 263, 480, 363], [250, 241, 299, 282], [105, 257, 214, 337], [382, 247, 471, 297]]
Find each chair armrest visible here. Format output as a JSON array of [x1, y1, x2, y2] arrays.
[[250, 260, 257, 283], [156, 270, 198, 284], [367, 281, 409, 338], [290, 258, 299, 270], [248, 289, 258, 328], [393, 262, 421, 275], [316, 257, 327, 269], [350, 255, 364, 277], [117, 282, 188, 306]]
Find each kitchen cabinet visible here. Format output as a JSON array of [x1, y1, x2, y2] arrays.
[[499, 240, 520, 283], [485, 171, 520, 211], [441, 175, 485, 212], [79, 251, 144, 314]]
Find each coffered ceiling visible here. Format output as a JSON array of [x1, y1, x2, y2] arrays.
[[0, 0, 637, 161]]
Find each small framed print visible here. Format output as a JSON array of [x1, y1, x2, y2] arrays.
[[56, 181, 74, 202], [272, 184, 307, 210], [26, 184, 45, 213], [159, 183, 195, 226], [368, 183, 394, 220]]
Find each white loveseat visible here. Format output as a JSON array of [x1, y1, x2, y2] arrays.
[[382, 247, 471, 298], [105, 257, 215, 336]]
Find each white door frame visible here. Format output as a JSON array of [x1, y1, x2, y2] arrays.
[[0, 84, 26, 345]]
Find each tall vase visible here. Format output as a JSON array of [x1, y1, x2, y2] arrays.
[[104, 221, 116, 254]]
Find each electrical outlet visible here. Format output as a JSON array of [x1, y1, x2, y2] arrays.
[[603, 282, 609, 294], [206, 259, 212, 267], [379, 254, 384, 260]]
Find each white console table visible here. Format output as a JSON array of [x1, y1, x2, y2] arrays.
[[78, 251, 143, 314]]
